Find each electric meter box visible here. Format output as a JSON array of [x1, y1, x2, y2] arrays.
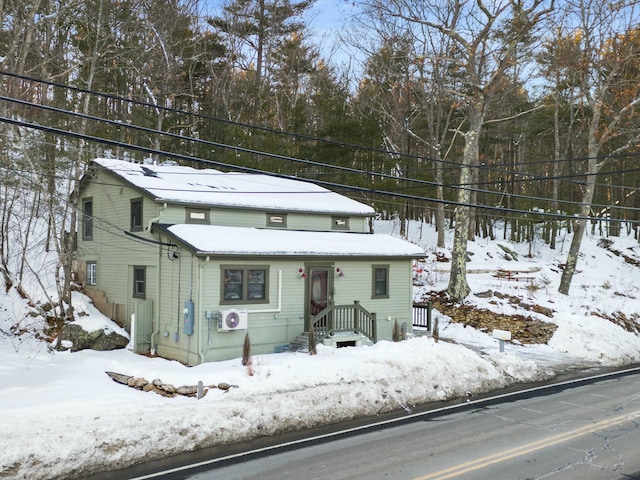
[[183, 301, 194, 335]]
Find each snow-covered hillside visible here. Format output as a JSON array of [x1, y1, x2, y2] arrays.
[[1, 219, 640, 479]]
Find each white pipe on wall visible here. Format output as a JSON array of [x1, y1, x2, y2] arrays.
[[128, 312, 136, 351], [197, 256, 211, 364], [248, 269, 282, 314]]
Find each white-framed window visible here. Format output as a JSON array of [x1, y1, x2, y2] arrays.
[[86, 262, 97, 286], [267, 213, 287, 228], [332, 216, 349, 230], [186, 208, 210, 224]]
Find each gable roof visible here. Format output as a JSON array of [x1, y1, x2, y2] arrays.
[[158, 224, 425, 258], [89, 158, 375, 216]]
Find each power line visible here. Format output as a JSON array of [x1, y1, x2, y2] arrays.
[[2, 94, 639, 215], [2, 113, 637, 224], [3, 69, 639, 184]]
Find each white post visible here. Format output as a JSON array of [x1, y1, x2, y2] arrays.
[[197, 381, 204, 400], [492, 329, 511, 353], [128, 313, 136, 351]]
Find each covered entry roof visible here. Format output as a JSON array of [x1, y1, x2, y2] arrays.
[[159, 224, 425, 257]]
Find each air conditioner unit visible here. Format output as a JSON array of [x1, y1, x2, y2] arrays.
[[218, 309, 248, 331]]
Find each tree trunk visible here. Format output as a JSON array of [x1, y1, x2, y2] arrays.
[[447, 113, 482, 300], [558, 141, 598, 294], [435, 165, 446, 248]]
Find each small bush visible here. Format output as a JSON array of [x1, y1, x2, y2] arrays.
[[242, 332, 251, 367], [392, 319, 401, 342], [526, 282, 541, 297]]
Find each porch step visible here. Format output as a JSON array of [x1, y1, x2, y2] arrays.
[[289, 333, 313, 352]]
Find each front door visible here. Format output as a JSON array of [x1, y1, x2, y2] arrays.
[[306, 265, 333, 331]]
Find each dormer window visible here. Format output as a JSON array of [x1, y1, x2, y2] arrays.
[[186, 208, 210, 224], [332, 216, 349, 230], [267, 213, 287, 228]]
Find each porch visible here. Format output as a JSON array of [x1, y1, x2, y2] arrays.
[[311, 300, 377, 344], [288, 302, 433, 352], [288, 301, 377, 351]]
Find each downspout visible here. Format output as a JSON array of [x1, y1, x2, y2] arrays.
[[147, 202, 167, 233], [149, 203, 167, 354], [198, 255, 211, 364]]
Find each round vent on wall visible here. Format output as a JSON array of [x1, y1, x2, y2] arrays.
[[225, 310, 240, 329]]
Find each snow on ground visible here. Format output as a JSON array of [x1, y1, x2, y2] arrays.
[[2, 220, 640, 479]]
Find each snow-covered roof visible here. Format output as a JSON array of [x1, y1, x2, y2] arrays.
[[162, 224, 425, 257], [90, 158, 375, 216]]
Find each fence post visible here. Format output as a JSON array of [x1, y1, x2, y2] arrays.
[[427, 301, 432, 331], [354, 300, 360, 334], [327, 299, 334, 336], [371, 313, 377, 342]]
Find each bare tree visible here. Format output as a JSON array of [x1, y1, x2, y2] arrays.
[[0, 0, 80, 323], [554, 0, 640, 295], [350, 12, 462, 245], [356, 0, 553, 300]]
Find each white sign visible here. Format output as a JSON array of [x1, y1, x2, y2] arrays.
[[492, 329, 512, 341]]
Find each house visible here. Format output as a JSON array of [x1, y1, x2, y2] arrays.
[[75, 158, 425, 364]]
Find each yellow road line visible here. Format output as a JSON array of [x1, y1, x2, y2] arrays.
[[415, 410, 640, 480]]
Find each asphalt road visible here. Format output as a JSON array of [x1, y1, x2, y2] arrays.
[[119, 368, 640, 480], [186, 372, 640, 479]]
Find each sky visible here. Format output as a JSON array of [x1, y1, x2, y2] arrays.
[[2, 217, 640, 479], [202, 0, 358, 68], [202, 0, 349, 34]]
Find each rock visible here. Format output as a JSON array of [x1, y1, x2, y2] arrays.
[[177, 386, 198, 396], [497, 244, 519, 260], [90, 330, 129, 351], [60, 323, 129, 352], [159, 384, 176, 394], [153, 388, 175, 398], [532, 304, 554, 318], [421, 290, 557, 345], [106, 371, 132, 385], [106, 372, 229, 398], [127, 377, 149, 389]]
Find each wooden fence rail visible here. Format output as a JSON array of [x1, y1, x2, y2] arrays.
[[412, 302, 432, 331], [311, 301, 377, 343]]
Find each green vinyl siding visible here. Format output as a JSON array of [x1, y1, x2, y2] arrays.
[[155, 248, 201, 365], [76, 165, 410, 366], [330, 260, 412, 326], [144, 244, 414, 365], [145, 203, 370, 233], [164, 207, 370, 232], [154, 254, 308, 364], [77, 171, 160, 327], [199, 259, 306, 363]]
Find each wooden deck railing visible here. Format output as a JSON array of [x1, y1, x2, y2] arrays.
[[412, 302, 432, 331], [310, 301, 377, 343]]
